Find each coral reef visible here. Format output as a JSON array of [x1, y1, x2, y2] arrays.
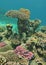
[[0, 8, 46, 65], [5, 9, 41, 37]]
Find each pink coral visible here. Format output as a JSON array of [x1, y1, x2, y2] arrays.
[[14, 46, 34, 60], [0, 42, 6, 47]]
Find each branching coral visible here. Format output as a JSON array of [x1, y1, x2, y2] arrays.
[[0, 50, 29, 65], [28, 19, 41, 31], [0, 55, 6, 65]]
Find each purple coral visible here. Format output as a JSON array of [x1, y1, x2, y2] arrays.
[[14, 46, 34, 60]]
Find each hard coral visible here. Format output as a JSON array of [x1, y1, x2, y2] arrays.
[[0, 26, 6, 32], [29, 19, 41, 31], [0, 50, 29, 65], [5, 61, 17, 65], [14, 46, 34, 60], [5, 8, 30, 20], [0, 55, 6, 65], [40, 26, 46, 33], [36, 31, 46, 38], [19, 8, 30, 18], [0, 43, 13, 52]]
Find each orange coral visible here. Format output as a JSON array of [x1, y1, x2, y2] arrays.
[[19, 8, 30, 18]]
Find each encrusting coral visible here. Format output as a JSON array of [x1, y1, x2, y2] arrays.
[[5, 8, 31, 37]]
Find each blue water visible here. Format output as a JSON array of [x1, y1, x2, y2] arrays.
[[0, 0, 46, 28], [0, 14, 18, 33]]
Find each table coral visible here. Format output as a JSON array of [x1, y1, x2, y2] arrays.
[[5, 8, 30, 20], [0, 8, 45, 65]]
